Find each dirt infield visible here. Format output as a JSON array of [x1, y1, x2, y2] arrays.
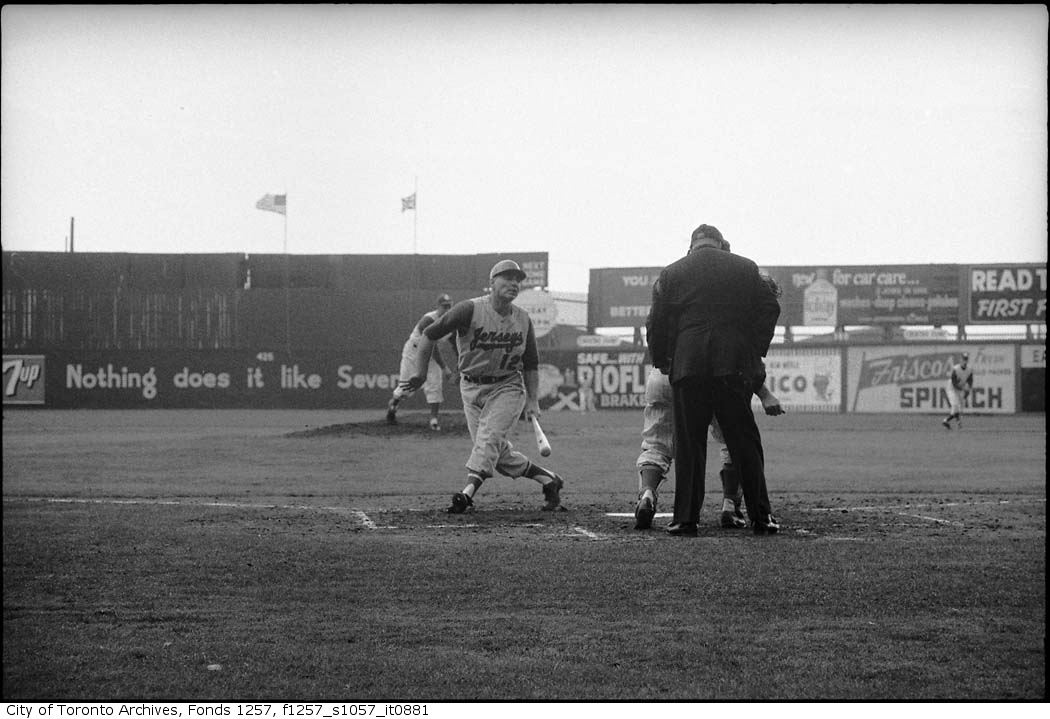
[[2, 408, 1045, 700]]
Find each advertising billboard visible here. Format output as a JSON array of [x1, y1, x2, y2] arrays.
[[2, 355, 46, 405], [846, 345, 1015, 414], [966, 264, 1047, 324], [760, 265, 961, 326]]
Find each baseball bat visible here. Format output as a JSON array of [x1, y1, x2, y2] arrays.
[[530, 416, 552, 457]]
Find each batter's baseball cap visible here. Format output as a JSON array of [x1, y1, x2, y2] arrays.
[[961, 352, 969, 360], [437, 293, 453, 307], [489, 259, 527, 282]]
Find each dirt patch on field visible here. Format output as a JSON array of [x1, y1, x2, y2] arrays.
[[286, 412, 472, 438]]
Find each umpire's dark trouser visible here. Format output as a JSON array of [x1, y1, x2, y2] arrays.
[[670, 374, 773, 526]]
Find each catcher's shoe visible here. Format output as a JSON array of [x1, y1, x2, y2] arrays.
[[752, 515, 780, 535], [448, 492, 473, 514], [429, 417, 440, 431], [386, 400, 398, 425], [721, 509, 747, 529], [634, 494, 656, 530], [541, 475, 564, 511]]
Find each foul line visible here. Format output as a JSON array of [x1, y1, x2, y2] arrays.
[[571, 526, 602, 540], [805, 498, 1045, 513], [2, 496, 398, 529]]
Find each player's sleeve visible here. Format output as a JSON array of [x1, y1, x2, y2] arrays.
[[416, 314, 435, 334], [647, 276, 672, 372], [521, 319, 539, 372], [751, 263, 780, 358], [423, 301, 471, 341]]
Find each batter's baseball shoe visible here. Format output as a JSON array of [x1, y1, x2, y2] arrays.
[[448, 492, 473, 514], [941, 418, 952, 430], [752, 515, 780, 535], [429, 417, 440, 431], [541, 475, 564, 511], [721, 509, 747, 529], [634, 494, 656, 530]]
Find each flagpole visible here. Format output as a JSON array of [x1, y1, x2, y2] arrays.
[[413, 176, 418, 254], [283, 195, 290, 357]]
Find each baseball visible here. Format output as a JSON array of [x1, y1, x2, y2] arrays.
[[540, 446, 551, 457]]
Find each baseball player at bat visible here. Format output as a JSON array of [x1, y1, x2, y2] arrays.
[[941, 351, 973, 430], [387, 293, 457, 431], [406, 259, 565, 514]]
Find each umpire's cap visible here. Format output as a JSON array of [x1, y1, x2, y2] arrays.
[[691, 224, 725, 248], [489, 259, 527, 282], [437, 293, 453, 307]]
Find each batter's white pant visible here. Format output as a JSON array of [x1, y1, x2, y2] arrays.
[[395, 341, 444, 404], [460, 375, 532, 479]]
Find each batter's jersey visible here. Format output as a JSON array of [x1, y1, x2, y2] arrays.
[[949, 363, 973, 390], [424, 296, 538, 379]]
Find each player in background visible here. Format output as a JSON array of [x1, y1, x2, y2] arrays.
[[387, 293, 456, 431], [634, 266, 785, 530], [406, 260, 565, 514], [942, 351, 973, 430]]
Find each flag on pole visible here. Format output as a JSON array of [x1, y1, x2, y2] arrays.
[[256, 194, 287, 215], [401, 193, 416, 213]]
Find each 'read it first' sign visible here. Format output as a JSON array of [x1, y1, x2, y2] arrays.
[[966, 264, 1047, 324]]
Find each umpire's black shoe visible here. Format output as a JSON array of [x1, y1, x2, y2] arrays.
[[448, 492, 473, 514], [752, 515, 780, 535], [634, 495, 656, 530], [666, 522, 698, 537]]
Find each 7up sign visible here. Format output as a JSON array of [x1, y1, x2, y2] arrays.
[[3, 355, 45, 405]]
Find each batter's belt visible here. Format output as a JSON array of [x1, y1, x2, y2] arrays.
[[462, 373, 515, 384]]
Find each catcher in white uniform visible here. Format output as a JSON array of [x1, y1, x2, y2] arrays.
[[407, 260, 565, 513], [942, 351, 973, 430], [387, 293, 456, 430]]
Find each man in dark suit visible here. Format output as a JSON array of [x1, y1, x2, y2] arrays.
[[647, 224, 781, 536]]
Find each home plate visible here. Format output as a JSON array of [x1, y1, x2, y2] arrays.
[[606, 512, 673, 518]]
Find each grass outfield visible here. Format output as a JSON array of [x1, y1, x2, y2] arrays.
[[2, 408, 1045, 701]]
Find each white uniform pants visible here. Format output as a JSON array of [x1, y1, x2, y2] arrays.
[[397, 342, 444, 404], [460, 376, 531, 479]]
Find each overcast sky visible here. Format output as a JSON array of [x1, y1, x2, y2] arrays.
[[2, 4, 1046, 293]]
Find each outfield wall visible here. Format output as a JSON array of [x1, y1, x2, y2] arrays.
[[4, 342, 1044, 413]]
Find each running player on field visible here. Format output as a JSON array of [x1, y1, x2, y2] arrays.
[[406, 260, 565, 513], [942, 351, 973, 430], [387, 293, 456, 431]]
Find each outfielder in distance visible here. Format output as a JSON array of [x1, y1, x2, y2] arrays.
[[387, 293, 457, 431], [406, 259, 565, 514], [942, 351, 974, 430]]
